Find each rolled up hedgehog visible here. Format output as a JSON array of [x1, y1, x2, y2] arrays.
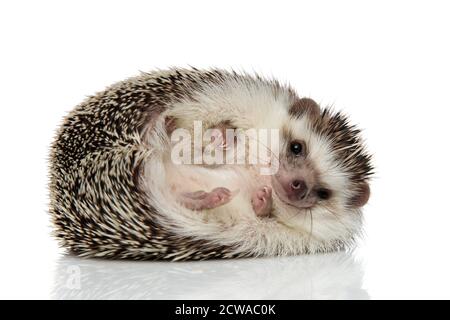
[[49, 68, 373, 260]]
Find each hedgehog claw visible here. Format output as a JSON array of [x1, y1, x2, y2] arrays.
[[251, 185, 273, 217]]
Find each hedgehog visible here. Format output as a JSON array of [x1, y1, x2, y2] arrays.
[[49, 68, 373, 261]]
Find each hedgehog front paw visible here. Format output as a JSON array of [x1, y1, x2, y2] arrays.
[[251, 186, 273, 217], [179, 187, 235, 210]]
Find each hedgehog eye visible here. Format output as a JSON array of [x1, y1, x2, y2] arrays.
[[317, 188, 331, 200], [289, 141, 304, 156]]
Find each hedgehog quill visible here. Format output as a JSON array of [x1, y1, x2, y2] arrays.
[[49, 68, 373, 260]]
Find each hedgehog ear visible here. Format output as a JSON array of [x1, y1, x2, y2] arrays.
[[289, 98, 321, 118], [350, 182, 370, 208]]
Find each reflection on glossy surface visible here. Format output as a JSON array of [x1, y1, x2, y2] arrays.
[[53, 251, 368, 299]]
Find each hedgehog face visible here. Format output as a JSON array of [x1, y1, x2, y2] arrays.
[[271, 98, 373, 243]]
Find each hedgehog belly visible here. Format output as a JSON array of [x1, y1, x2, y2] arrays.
[[150, 156, 269, 229]]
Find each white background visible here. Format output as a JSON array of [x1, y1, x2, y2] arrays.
[[1, 0, 449, 299]]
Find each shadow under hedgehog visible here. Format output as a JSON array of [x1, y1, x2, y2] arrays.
[[49, 68, 373, 261]]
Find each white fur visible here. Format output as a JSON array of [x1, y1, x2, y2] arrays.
[[143, 75, 361, 258]]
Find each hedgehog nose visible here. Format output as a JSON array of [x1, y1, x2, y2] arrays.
[[290, 180, 308, 199]]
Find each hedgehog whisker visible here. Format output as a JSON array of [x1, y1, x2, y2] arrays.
[[320, 204, 353, 234], [244, 132, 281, 166], [308, 208, 313, 243]]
